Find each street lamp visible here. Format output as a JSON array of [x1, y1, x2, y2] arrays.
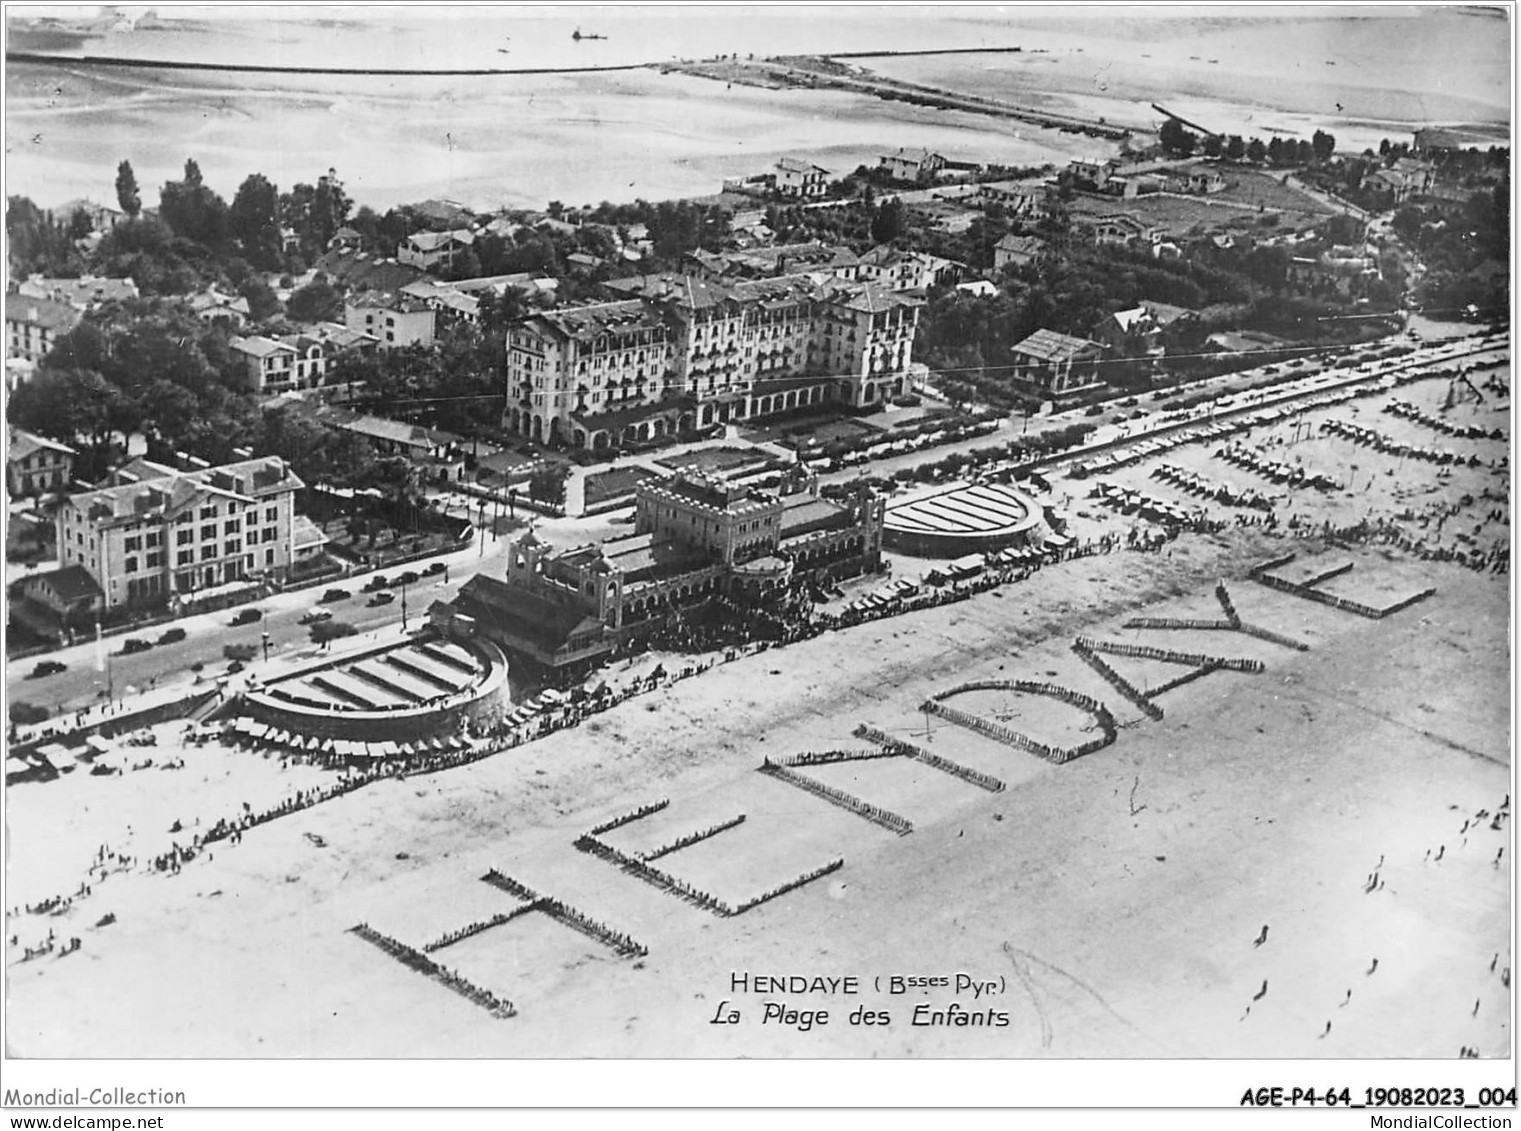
[[261, 631, 271, 663]]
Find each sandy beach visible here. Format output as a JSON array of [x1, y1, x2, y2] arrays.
[[4, 62, 1090, 213], [5, 525, 1508, 1057]]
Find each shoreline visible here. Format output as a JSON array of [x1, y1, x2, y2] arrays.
[[3, 50, 647, 77], [4, 44, 1035, 79]]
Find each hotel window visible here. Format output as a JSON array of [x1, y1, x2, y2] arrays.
[[201, 525, 217, 541], [124, 556, 138, 573], [146, 532, 160, 548], [225, 540, 241, 556], [124, 536, 142, 552], [265, 506, 278, 523], [224, 519, 240, 534], [177, 550, 193, 566], [201, 546, 217, 561], [146, 552, 161, 568], [200, 505, 217, 519], [177, 529, 193, 546]]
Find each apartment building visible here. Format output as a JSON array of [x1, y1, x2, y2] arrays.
[[55, 455, 305, 608]]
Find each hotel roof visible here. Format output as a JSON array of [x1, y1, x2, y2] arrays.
[[66, 456, 304, 527]]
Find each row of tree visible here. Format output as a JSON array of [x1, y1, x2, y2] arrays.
[[1159, 119, 1337, 166]]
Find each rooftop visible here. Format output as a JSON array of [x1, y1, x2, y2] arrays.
[[995, 233, 1046, 253], [67, 456, 304, 526], [776, 157, 829, 175], [456, 573, 605, 656], [9, 428, 76, 462], [405, 228, 476, 253], [28, 564, 102, 603], [534, 299, 669, 341], [231, 335, 297, 359], [5, 295, 81, 332], [1012, 328, 1104, 363]]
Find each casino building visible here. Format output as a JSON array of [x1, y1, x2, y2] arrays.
[[435, 471, 884, 673]]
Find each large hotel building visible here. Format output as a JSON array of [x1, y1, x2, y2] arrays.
[[502, 272, 922, 449], [52, 456, 305, 610]]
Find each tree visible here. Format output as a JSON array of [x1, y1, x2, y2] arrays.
[[281, 168, 352, 256], [6, 196, 79, 277], [310, 169, 351, 251], [229, 173, 282, 269], [870, 198, 906, 244], [137, 379, 201, 450], [1312, 129, 1336, 163], [1391, 205, 1425, 244], [159, 158, 229, 247], [7, 368, 123, 468], [310, 620, 358, 649], [115, 160, 141, 217], [1202, 134, 1223, 159], [42, 321, 111, 373], [1225, 135, 1246, 162], [1267, 136, 1284, 166], [1159, 118, 1197, 157], [286, 278, 342, 322], [1246, 137, 1267, 164], [238, 276, 281, 321], [67, 208, 94, 241]]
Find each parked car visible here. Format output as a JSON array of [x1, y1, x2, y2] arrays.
[[156, 627, 187, 645], [423, 561, 446, 576], [229, 608, 263, 626], [300, 609, 334, 626], [319, 588, 350, 603], [226, 661, 246, 675], [396, 570, 420, 586], [119, 637, 152, 655], [366, 591, 396, 607], [28, 660, 67, 679], [362, 575, 390, 592]]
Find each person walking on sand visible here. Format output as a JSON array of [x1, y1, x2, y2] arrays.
[[1254, 924, 1269, 948], [1253, 979, 1268, 1001], [1340, 988, 1352, 1007], [1436, 845, 1445, 862], [1319, 1020, 1332, 1039], [1366, 958, 1379, 976]]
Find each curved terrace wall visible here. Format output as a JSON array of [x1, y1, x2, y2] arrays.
[[883, 480, 1047, 557], [237, 634, 512, 742]]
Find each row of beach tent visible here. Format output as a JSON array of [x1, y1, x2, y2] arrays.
[[220, 717, 469, 761]]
